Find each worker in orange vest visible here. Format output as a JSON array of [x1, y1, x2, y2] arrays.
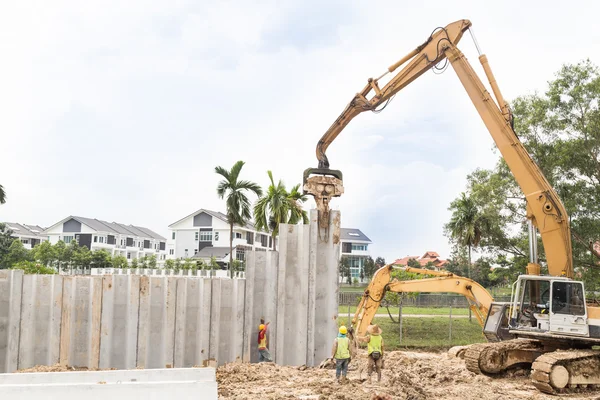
[[258, 321, 272, 362]]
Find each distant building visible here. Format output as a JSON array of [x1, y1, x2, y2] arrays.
[[394, 251, 448, 271], [44, 216, 167, 264], [4, 222, 47, 249], [167, 208, 275, 266], [340, 228, 373, 282]]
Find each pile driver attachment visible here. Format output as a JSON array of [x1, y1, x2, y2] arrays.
[[302, 167, 344, 231]]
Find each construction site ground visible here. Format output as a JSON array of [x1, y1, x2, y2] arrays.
[[217, 350, 600, 400]]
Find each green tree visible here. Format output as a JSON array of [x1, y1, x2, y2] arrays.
[[215, 160, 262, 277], [72, 244, 92, 270], [139, 254, 149, 269], [363, 256, 378, 279], [164, 259, 175, 271], [111, 254, 128, 269], [131, 257, 139, 269], [31, 241, 56, 267], [11, 261, 56, 275], [254, 171, 309, 252], [181, 258, 194, 271], [148, 254, 157, 269], [339, 257, 351, 285], [375, 257, 386, 268], [0, 223, 15, 268], [4, 240, 30, 267], [445, 193, 489, 279], [91, 250, 112, 269], [209, 256, 219, 274], [0, 184, 6, 204]]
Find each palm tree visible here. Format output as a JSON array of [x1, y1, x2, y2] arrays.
[[216, 161, 262, 278], [446, 192, 489, 277], [254, 172, 309, 251], [0, 184, 6, 204]]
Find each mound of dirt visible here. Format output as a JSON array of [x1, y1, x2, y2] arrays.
[[217, 350, 599, 400]]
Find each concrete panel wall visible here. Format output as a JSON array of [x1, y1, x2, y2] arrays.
[[0, 270, 22, 373], [137, 276, 177, 369], [243, 251, 278, 363], [60, 276, 102, 368], [99, 275, 140, 369], [18, 274, 63, 370], [210, 278, 245, 366], [174, 278, 212, 367]]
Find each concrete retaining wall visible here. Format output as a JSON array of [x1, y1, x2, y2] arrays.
[[0, 209, 340, 371], [0, 367, 218, 400]]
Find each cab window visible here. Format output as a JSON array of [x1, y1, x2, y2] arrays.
[[551, 282, 585, 316]]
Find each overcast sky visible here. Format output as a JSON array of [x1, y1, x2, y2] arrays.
[[1, 1, 599, 262]]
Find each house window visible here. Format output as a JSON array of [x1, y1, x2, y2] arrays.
[[269, 237, 272, 248], [120, 239, 124, 246], [94, 236, 98, 243], [22, 239, 29, 244], [63, 235, 74, 244], [100, 236, 105, 244], [235, 232, 242, 239], [236, 247, 246, 261], [127, 252, 131, 259], [260, 234, 268, 247], [352, 244, 367, 251], [172, 232, 176, 240], [246, 232, 254, 243], [215, 232, 219, 241], [200, 230, 212, 241], [195, 231, 199, 241], [184, 249, 188, 257], [348, 232, 360, 237], [194, 249, 198, 255], [169, 249, 174, 255]]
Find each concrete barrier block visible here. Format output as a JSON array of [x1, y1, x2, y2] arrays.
[[0, 269, 23, 373], [18, 274, 63, 370], [210, 278, 245, 366], [137, 276, 176, 368], [276, 222, 310, 366], [0, 367, 218, 400], [99, 275, 140, 369], [308, 209, 340, 366], [174, 278, 211, 367], [60, 276, 102, 369]]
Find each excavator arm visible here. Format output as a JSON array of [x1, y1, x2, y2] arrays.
[[352, 264, 494, 337], [306, 19, 573, 277]]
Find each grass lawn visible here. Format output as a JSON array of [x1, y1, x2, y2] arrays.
[[338, 317, 485, 350], [338, 305, 470, 316]]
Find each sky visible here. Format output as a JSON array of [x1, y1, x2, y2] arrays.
[[1, 0, 599, 262]]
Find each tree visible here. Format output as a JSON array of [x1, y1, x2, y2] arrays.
[[31, 241, 57, 267], [445, 192, 489, 279], [375, 257, 386, 268], [71, 244, 91, 270], [164, 259, 175, 270], [0, 223, 15, 268], [11, 261, 56, 275], [131, 258, 139, 269], [91, 250, 112, 269], [148, 254, 157, 269], [0, 184, 6, 204], [363, 256, 378, 279], [111, 254, 128, 269], [215, 160, 262, 278], [3, 240, 30, 267], [339, 257, 351, 285], [253, 171, 309, 252]]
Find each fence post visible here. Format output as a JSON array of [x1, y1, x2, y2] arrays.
[[399, 297, 403, 344], [449, 304, 453, 342]]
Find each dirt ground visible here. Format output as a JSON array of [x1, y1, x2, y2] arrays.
[[216, 350, 600, 400]]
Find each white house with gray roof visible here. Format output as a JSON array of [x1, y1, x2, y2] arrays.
[[4, 222, 48, 249], [167, 208, 275, 266], [340, 228, 373, 282], [44, 216, 168, 264]]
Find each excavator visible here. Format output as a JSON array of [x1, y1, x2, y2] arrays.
[[303, 19, 600, 394]]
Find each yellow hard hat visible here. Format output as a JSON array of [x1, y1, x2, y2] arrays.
[[259, 324, 265, 331], [339, 326, 347, 335]]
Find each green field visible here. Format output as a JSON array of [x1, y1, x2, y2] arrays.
[[338, 305, 470, 316], [339, 317, 485, 350]]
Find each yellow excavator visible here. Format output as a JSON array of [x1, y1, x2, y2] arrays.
[[304, 19, 600, 394]]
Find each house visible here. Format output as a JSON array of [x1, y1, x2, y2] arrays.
[[4, 222, 48, 249], [167, 208, 275, 266], [340, 228, 373, 282], [44, 216, 167, 263], [394, 251, 448, 271]]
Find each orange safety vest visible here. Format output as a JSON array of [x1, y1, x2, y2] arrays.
[[258, 330, 267, 350]]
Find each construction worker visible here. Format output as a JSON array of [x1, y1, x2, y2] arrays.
[[258, 321, 272, 362], [331, 325, 351, 383], [359, 324, 384, 383]]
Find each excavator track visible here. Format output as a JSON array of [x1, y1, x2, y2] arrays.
[[464, 339, 543, 375], [531, 349, 600, 394]]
